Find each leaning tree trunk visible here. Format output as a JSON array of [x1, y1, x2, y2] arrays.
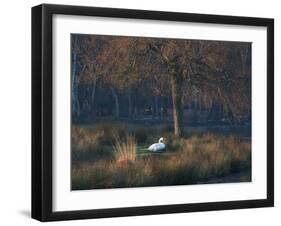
[[91, 77, 97, 115], [171, 74, 184, 137], [111, 88, 119, 118]]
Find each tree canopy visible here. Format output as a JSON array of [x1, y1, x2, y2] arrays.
[[71, 34, 251, 137]]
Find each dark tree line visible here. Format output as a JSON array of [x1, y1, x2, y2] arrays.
[[71, 34, 251, 137]]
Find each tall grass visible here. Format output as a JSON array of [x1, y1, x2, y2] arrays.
[[71, 126, 114, 164], [72, 123, 251, 190], [113, 135, 136, 163]]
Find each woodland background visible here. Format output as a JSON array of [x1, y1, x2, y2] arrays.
[[71, 35, 251, 137]]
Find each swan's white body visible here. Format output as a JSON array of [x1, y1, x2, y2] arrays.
[[148, 137, 165, 152]]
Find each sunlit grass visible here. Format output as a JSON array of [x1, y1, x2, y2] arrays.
[[113, 135, 136, 164], [71, 123, 251, 190]]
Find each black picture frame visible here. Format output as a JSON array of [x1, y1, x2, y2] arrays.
[[32, 3, 274, 222]]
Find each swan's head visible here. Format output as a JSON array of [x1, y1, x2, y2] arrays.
[[159, 137, 164, 143]]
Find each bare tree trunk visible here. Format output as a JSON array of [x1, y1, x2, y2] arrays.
[[171, 75, 184, 137], [128, 88, 132, 118], [198, 100, 202, 123], [151, 99, 154, 119], [154, 96, 159, 119], [71, 43, 79, 118], [91, 77, 97, 115], [134, 95, 138, 118], [111, 88, 119, 118], [77, 97, 81, 117], [159, 96, 163, 118]]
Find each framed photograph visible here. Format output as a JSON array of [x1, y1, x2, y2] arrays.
[[32, 4, 274, 221]]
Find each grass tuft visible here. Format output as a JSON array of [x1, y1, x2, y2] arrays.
[[113, 135, 137, 164]]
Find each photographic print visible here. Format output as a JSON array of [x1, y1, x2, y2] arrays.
[[71, 34, 252, 190], [32, 4, 274, 221]]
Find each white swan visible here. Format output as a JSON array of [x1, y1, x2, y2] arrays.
[[148, 137, 165, 152]]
